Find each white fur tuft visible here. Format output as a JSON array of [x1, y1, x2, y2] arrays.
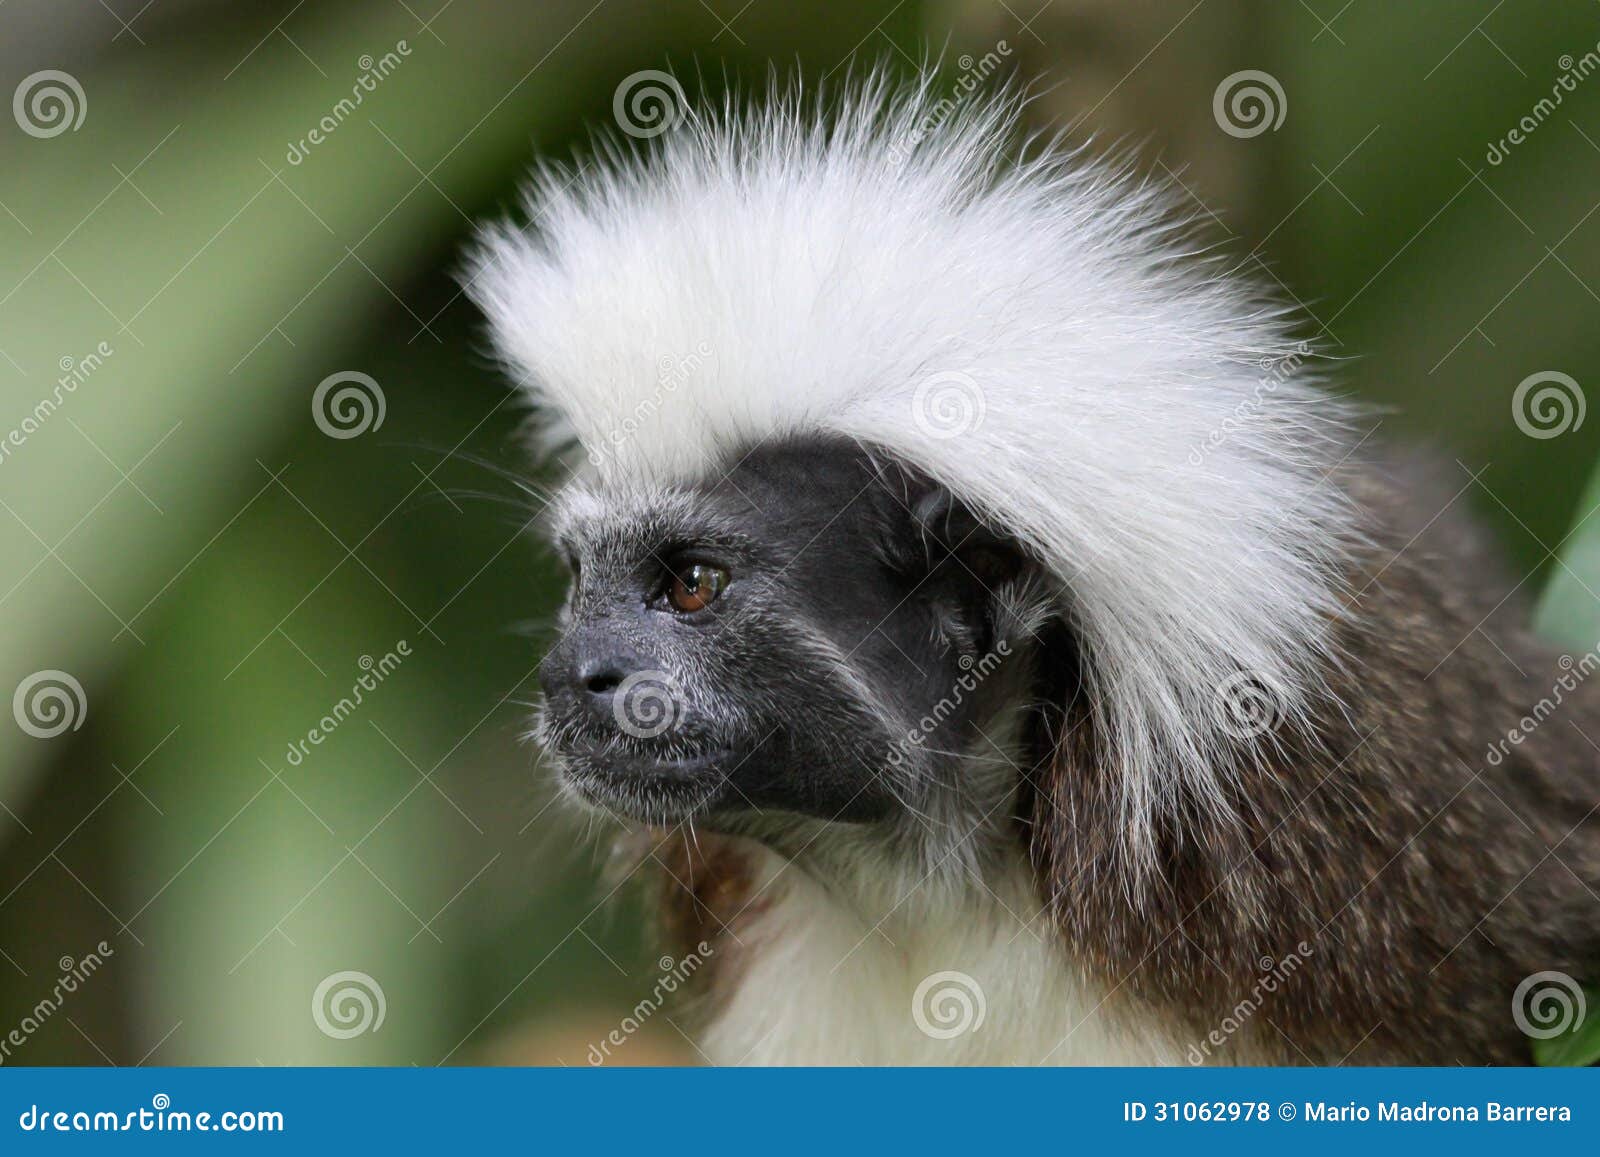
[[468, 76, 1361, 872]]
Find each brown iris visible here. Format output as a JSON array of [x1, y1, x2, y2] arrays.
[[666, 563, 730, 613]]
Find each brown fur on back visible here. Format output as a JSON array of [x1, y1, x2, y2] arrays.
[[1023, 452, 1600, 1063]]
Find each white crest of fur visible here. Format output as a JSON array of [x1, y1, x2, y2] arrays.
[[468, 76, 1359, 871]]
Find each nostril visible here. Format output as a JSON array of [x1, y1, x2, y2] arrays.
[[576, 653, 631, 701], [584, 669, 623, 697], [572, 649, 643, 710]]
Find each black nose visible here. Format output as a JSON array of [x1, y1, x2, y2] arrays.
[[540, 642, 649, 723], [576, 655, 628, 703]]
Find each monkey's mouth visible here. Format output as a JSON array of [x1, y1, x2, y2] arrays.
[[549, 741, 738, 822]]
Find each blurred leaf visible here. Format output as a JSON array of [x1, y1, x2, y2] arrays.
[[0, 0, 625, 1064], [1534, 455, 1600, 647], [1, 0, 927, 1064], [1531, 985, 1600, 1066], [1281, 0, 1600, 576]]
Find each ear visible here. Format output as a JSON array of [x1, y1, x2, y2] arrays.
[[1019, 619, 1117, 889], [1014, 615, 1199, 984], [895, 480, 1034, 665], [908, 482, 1025, 588], [1020, 610, 1278, 938]]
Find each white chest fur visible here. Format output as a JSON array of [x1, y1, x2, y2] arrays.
[[696, 844, 1206, 1066]]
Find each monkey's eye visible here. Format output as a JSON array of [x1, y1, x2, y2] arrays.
[[665, 563, 730, 613]]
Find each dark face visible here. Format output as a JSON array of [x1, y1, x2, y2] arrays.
[[535, 437, 1031, 829]]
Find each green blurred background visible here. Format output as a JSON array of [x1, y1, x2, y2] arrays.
[[1, 0, 1598, 1065]]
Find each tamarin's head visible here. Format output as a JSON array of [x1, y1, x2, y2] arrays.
[[531, 436, 1035, 828], [468, 77, 1359, 866]]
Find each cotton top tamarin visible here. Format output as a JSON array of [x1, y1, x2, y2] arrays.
[[468, 79, 1600, 1065]]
